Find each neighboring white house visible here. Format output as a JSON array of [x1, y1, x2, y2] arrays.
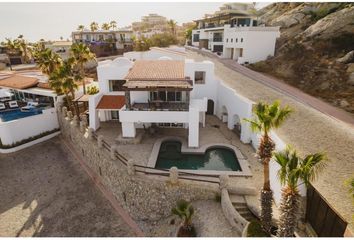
[[45, 41, 72, 60], [191, 3, 280, 64]]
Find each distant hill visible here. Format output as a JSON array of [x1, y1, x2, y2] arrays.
[[249, 3, 354, 114]]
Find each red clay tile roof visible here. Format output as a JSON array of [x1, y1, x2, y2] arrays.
[[96, 95, 125, 110], [0, 75, 39, 89], [125, 60, 185, 81]]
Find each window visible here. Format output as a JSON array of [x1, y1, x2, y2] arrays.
[[150, 91, 182, 102], [241, 38, 243, 43], [231, 38, 233, 43], [226, 38, 228, 43], [109, 80, 125, 91], [195, 71, 206, 84], [193, 34, 200, 42], [236, 38, 238, 43]]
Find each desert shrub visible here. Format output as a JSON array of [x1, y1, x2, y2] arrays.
[[247, 221, 270, 237]]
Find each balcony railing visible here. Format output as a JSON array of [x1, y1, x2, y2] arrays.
[[131, 102, 189, 111]]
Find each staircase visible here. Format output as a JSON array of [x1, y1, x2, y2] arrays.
[[229, 194, 258, 222]]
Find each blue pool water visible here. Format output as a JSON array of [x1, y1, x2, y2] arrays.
[[156, 141, 242, 171], [0, 108, 43, 122]]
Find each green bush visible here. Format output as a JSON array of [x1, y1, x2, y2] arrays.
[[247, 221, 270, 237], [0, 128, 60, 149]]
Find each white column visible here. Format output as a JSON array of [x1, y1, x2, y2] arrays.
[[188, 107, 199, 147], [122, 122, 136, 138]]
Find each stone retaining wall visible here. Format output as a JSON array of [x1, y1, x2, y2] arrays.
[[58, 107, 218, 221]]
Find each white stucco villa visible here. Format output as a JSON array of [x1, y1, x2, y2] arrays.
[[89, 47, 259, 149], [191, 3, 280, 64]]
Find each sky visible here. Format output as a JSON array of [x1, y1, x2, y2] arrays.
[[0, 2, 270, 42]]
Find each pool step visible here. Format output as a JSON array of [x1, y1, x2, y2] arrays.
[[230, 194, 258, 222]]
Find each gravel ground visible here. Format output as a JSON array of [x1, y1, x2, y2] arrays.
[[186, 50, 354, 231], [0, 137, 135, 237]]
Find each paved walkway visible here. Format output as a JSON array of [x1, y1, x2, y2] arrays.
[[187, 47, 354, 127], [0, 137, 139, 237]]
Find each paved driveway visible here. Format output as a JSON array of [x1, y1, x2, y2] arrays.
[[0, 137, 135, 237]]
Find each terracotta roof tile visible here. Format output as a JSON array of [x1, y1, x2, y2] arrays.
[[125, 60, 185, 81], [96, 95, 125, 110]]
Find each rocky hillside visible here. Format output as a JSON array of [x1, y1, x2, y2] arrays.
[[249, 3, 354, 114]]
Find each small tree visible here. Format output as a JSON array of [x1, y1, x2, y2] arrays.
[[172, 199, 196, 237], [274, 146, 327, 237]]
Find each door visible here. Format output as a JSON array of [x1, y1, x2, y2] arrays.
[[306, 184, 347, 236], [207, 99, 214, 115], [111, 111, 119, 120], [230, 48, 234, 60]]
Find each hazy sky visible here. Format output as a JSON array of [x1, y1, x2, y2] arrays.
[[0, 2, 270, 42]]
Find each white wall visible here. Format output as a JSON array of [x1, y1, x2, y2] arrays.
[[89, 93, 103, 130], [0, 108, 59, 145], [223, 25, 280, 63], [124, 48, 185, 61]]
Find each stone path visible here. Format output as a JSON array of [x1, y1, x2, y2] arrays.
[[0, 137, 137, 237]]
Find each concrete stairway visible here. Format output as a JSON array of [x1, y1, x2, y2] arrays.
[[229, 194, 258, 222]]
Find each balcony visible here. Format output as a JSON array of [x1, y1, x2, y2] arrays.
[[131, 102, 189, 111]]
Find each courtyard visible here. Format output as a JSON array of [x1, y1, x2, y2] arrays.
[[0, 137, 136, 237]]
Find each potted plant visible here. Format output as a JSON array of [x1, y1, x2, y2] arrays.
[[172, 199, 197, 237]]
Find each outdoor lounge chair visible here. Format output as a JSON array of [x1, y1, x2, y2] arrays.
[[8, 101, 19, 109], [0, 102, 6, 111]]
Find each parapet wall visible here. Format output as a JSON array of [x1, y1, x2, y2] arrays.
[[58, 107, 218, 221]]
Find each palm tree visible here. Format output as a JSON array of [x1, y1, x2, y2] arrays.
[[70, 43, 95, 94], [16, 38, 31, 63], [77, 25, 85, 31], [172, 199, 196, 237], [168, 19, 177, 36], [244, 100, 292, 233], [101, 23, 111, 31], [36, 48, 62, 75], [273, 146, 326, 237], [110, 20, 117, 30], [90, 21, 99, 32]]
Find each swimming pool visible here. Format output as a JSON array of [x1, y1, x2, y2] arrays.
[[0, 108, 43, 122], [155, 141, 242, 171]]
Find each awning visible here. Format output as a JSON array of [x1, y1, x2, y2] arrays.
[[96, 95, 125, 110]]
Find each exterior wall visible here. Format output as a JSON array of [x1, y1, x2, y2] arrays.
[[123, 48, 185, 61], [59, 112, 217, 221], [0, 108, 59, 145], [89, 93, 103, 130], [222, 25, 280, 63]]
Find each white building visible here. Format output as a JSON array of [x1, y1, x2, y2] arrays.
[[45, 41, 72, 60], [72, 29, 133, 57], [191, 3, 280, 64], [88, 47, 257, 148]]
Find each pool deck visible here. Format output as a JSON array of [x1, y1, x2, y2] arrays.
[[96, 115, 264, 191]]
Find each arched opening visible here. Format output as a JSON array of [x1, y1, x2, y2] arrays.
[[232, 114, 242, 137], [221, 105, 228, 124], [207, 99, 214, 115]]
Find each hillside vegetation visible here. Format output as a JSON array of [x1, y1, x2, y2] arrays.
[[249, 3, 354, 114]]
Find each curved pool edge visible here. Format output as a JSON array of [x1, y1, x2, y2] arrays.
[[147, 136, 252, 177]]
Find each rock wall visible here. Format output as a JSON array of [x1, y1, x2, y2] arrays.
[[58, 107, 218, 221]]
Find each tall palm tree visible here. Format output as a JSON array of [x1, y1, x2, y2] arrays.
[[90, 21, 99, 32], [244, 100, 292, 233], [16, 38, 31, 63], [274, 147, 326, 237], [101, 23, 111, 31], [36, 48, 62, 75], [110, 20, 117, 30], [168, 19, 177, 36], [77, 25, 85, 31], [70, 43, 95, 94]]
